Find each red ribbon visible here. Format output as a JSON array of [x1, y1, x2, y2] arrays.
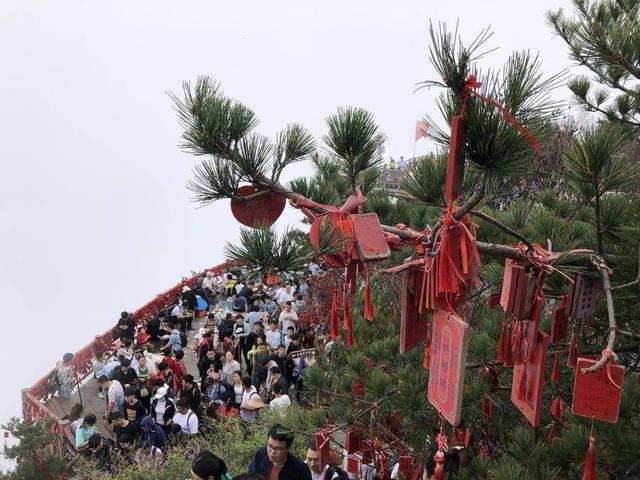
[[462, 74, 541, 152]]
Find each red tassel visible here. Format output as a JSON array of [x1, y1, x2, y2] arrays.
[[511, 320, 524, 365], [433, 451, 445, 480], [496, 319, 506, 363], [423, 320, 432, 369], [568, 329, 579, 369], [343, 294, 354, 347], [550, 394, 565, 422], [551, 349, 560, 383], [582, 435, 597, 480], [329, 287, 340, 340], [364, 264, 375, 321]]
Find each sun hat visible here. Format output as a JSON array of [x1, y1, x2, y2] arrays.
[[153, 386, 168, 400]]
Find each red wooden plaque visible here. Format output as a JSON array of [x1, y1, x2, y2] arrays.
[[445, 115, 466, 201], [346, 456, 360, 474], [428, 310, 469, 426], [230, 184, 286, 227], [511, 330, 548, 427], [566, 275, 601, 319], [572, 358, 625, 423], [500, 259, 523, 314], [400, 268, 430, 354], [351, 213, 391, 261], [513, 268, 536, 319], [549, 304, 568, 344]]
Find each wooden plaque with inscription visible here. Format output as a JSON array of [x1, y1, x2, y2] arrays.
[[511, 330, 549, 427], [572, 357, 625, 423], [427, 310, 469, 426]]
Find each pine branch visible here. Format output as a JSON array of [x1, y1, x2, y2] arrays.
[[581, 255, 618, 373], [470, 209, 534, 251]]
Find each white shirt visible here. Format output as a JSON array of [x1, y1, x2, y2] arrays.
[[266, 329, 284, 350], [235, 283, 244, 294], [202, 276, 214, 291], [269, 394, 291, 414], [172, 409, 199, 434], [279, 310, 299, 332], [240, 387, 258, 422], [309, 262, 319, 276], [171, 305, 182, 316], [276, 289, 294, 305]]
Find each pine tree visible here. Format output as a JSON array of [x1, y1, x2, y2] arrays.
[[172, 20, 640, 480], [0, 417, 66, 480]]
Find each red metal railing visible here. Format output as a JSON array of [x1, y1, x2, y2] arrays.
[[21, 261, 236, 453]]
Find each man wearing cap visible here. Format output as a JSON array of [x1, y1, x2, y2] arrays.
[[248, 423, 311, 479], [173, 398, 199, 435], [150, 386, 176, 434]]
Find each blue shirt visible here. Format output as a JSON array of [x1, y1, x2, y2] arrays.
[[246, 311, 263, 330], [264, 302, 277, 315], [169, 330, 183, 352], [100, 361, 121, 379], [232, 296, 247, 311]]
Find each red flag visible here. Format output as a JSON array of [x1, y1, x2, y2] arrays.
[[415, 118, 429, 142]]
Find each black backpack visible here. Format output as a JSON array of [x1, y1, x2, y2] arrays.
[[180, 332, 188, 347]]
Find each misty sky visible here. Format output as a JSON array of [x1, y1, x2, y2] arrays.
[[0, 0, 579, 437]]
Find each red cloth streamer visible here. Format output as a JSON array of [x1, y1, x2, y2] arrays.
[[548, 424, 556, 442], [433, 451, 446, 480], [550, 394, 565, 422], [329, 288, 340, 340], [496, 318, 509, 364], [568, 330, 579, 369], [436, 204, 481, 303], [582, 435, 597, 480], [364, 263, 375, 321], [462, 74, 541, 152], [551, 349, 561, 383], [481, 396, 493, 419]]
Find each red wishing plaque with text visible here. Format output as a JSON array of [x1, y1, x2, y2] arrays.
[[572, 357, 625, 423], [428, 310, 469, 426], [511, 330, 549, 427]]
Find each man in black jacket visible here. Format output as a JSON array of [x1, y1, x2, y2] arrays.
[[248, 423, 311, 480], [111, 358, 138, 390], [180, 374, 202, 413]]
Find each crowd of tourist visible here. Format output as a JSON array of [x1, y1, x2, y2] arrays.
[[54, 264, 456, 479], [55, 267, 345, 479]]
